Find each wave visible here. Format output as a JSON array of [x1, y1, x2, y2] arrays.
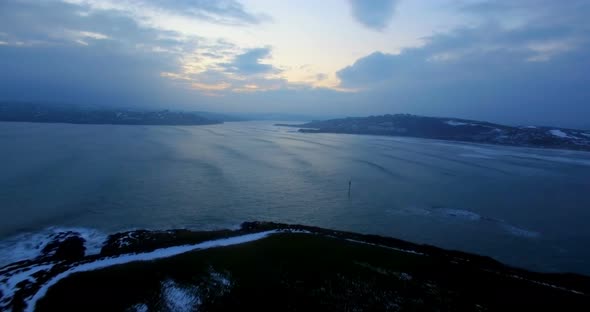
[[445, 144, 590, 166], [353, 159, 403, 178], [434, 208, 482, 221], [459, 153, 494, 159], [196, 128, 226, 137], [387, 206, 540, 238], [0, 227, 107, 268], [500, 224, 541, 238], [276, 136, 337, 148]]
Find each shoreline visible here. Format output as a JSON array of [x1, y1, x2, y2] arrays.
[[2, 222, 590, 311]]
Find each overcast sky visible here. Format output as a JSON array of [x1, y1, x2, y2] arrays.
[[1, 0, 589, 127]]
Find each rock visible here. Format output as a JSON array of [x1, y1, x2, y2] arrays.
[[41, 232, 86, 261]]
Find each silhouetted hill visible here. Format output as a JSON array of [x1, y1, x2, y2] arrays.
[[0, 102, 221, 126]]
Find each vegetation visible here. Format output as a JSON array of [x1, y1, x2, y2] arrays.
[[19, 222, 590, 311]]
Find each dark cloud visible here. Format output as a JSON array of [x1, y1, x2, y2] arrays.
[[349, 0, 399, 31], [0, 1, 283, 111], [221, 47, 280, 76], [0, 0, 205, 109], [0, 1, 196, 54], [336, 13, 590, 127]]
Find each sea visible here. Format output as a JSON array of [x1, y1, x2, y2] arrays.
[[1, 121, 589, 275]]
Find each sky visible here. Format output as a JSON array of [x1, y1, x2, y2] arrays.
[[0, 0, 589, 127]]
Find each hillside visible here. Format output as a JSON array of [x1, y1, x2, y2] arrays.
[[277, 114, 590, 151], [1, 222, 589, 311], [0, 103, 221, 126]]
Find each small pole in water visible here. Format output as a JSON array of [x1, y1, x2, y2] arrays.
[[348, 179, 352, 198]]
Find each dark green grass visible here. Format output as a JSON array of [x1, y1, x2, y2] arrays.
[[37, 233, 590, 311]]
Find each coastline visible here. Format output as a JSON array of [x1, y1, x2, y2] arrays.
[[2, 222, 589, 311]]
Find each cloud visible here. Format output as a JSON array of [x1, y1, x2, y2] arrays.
[[0, 0, 206, 108], [349, 0, 399, 31], [0, 0, 197, 53], [191, 81, 231, 91], [337, 51, 401, 89], [338, 0, 590, 89], [1, 0, 589, 127], [160, 45, 288, 96], [64, 0, 269, 26], [143, 0, 270, 25], [315, 73, 328, 81], [220, 47, 280, 76], [0, 1, 284, 105], [458, 0, 589, 15], [336, 12, 590, 127]]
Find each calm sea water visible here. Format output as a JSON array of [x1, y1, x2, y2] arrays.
[[1, 121, 590, 274]]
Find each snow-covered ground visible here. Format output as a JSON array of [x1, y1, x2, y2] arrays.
[[0, 227, 107, 268], [549, 129, 572, 139], [446, 120, 471, 126], [0, 231, 278, 312], [161, 279, 202, 312], [24, 231, 279, 312], [0, 264, 54, 304]]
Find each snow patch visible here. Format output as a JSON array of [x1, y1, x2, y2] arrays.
[[24, 231, 278, 312], [77, 229, 107, 256], [112, 232, 139, 248], [279, 228, 312, 234], [506, 274, 585, 295], [344, 238, 425, 256], [549, 129, 572, 139], [0, 264, 54, 306], [209, 269, 232, 288], [446, 120, 469, 126], [0, 227, 107, 267], [161, 279, 200, 312]]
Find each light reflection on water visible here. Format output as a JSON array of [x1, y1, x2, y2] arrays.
[[0, 121, 590, 274]]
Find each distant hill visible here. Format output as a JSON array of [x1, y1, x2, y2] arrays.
[[193, 111, 335, 122], [276, 114, 590, 151], [0, 102, 221, 126]]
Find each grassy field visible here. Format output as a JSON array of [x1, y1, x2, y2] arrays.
[[35, 232, 590, 311]]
